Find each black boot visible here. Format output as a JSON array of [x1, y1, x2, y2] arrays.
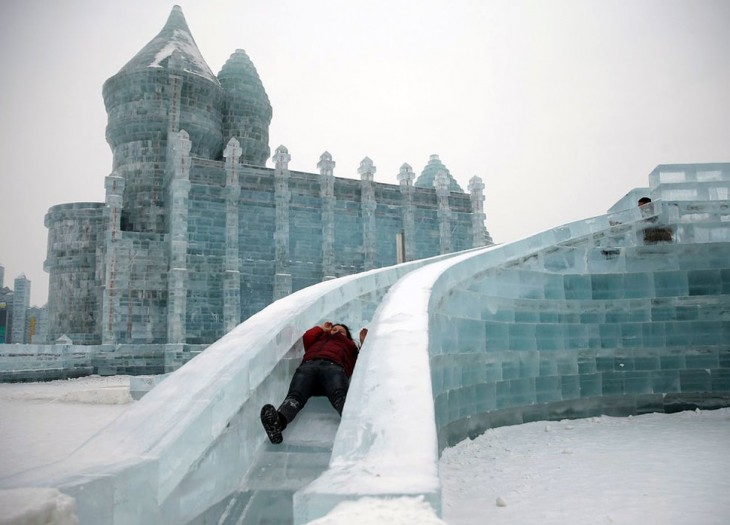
[[260, 404, 287, 444]]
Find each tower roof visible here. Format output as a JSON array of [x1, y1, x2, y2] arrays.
[[218, 49, 272, 116], [414, 154, 464, 193], [116, 5, 219, 85]]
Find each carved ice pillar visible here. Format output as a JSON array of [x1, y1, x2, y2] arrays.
[[398, 163, 416, 262], [468, 176, 493, 247], [273, 146, 292, 300], [318, 151, 337, 281], [102, 171, 125, 344], [359, 157, 377, 270], [166, 130, 192, 344], [223, 138, 242, 332], [434, 170, 452, 254]]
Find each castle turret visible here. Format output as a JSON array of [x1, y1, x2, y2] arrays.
[[414, 154, 464, 193], [218, 49, 272, 166], [102, 5, 224, 233]]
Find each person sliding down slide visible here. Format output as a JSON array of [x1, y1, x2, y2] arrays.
[[260, 321, 367, 444]]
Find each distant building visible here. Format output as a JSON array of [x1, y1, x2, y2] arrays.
[[0, 289, 9, 344], [26, 306, 47, 344], [0, 264, 5, 343], [44, 6, 493, 346], [9, 275, 30, 344], [0, 267, 45, 344]]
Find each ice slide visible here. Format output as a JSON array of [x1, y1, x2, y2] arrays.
[[0, 249, 473, 524]]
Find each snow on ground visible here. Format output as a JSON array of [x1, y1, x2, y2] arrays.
[[0, 488, 79, 525], [0, 376, 728, 524], [440, 408, 730, 525], [0, 376, 133, 479]]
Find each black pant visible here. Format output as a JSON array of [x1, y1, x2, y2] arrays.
[[277, 359, 349, 423]]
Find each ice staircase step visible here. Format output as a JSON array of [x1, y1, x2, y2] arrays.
[[187, 397, 340, 525]]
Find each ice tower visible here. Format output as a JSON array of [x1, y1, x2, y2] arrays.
[[218, 49, 273, 165]]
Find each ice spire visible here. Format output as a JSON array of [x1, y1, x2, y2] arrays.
[[116, 5, 218, 84]]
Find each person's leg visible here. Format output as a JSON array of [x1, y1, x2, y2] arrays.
[[277, 362, 318, 423], [319, 361, 350, 415], [261, 362, 317, 444]]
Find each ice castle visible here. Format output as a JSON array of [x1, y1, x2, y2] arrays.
[[42, 6, 492, 352], [5, 5, 726, 525]]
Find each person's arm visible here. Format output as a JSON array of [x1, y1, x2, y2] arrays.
[[302, 325, 326, 348], [359, 328, 368, 345]]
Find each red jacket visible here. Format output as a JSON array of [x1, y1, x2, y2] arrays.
[[302, 326, 359, 377]]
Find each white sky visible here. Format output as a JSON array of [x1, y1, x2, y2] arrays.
[[1, 0, 728, 306]]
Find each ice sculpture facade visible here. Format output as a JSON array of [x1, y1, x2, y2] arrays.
[[42, 6, 492, 352]]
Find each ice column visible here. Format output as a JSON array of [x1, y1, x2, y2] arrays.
[[166, 130, 192, 344], [359, 157, 377, 270], [223, 138, 241, 332], [273, 145, 292, 300], [101, 171, 125, 344], [468, 176, 493, 246], [398, 163, 416, 262], [435, 169, 452, 254], [319, 151, 337, 280]]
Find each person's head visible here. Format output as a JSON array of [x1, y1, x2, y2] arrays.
[[638, 197, 652, 206], [331, 323, 353, 340]]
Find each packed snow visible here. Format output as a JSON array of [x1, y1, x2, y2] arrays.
[[0, 376, 728, 524], [440, 409, 730, 525], [0, 376, 132, 478]]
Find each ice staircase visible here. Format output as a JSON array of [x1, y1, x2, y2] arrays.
[[1, 163, 728, 525]]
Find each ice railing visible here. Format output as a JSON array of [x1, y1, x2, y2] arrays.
[[294, 197, 730, 523], [0, 249, 471, 523]]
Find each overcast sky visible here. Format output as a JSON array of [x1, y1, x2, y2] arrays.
[[1, 0, 728, 306]]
